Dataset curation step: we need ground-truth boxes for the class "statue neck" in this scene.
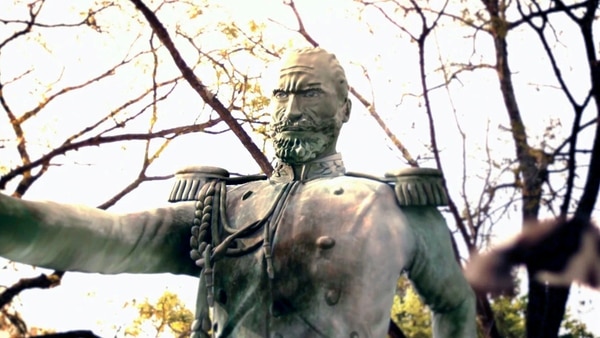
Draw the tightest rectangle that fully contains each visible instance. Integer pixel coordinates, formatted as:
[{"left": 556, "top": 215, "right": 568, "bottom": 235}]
[{"left": 270, "top": 153, "right": 346, "bottom": 183}]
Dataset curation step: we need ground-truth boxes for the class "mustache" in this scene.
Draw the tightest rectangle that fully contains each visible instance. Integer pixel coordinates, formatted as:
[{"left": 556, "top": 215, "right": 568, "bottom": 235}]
[
  {"left": 270, "top": 116, "right": 338, "bottom": 134},
  {"left": 270, "top": 118, "right": 319, "bottom": 133}
]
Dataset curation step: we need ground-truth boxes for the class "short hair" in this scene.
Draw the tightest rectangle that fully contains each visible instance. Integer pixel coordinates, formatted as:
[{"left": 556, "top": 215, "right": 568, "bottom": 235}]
[{"left": 281, "top": 47, "right": 349, "bottom": 101}]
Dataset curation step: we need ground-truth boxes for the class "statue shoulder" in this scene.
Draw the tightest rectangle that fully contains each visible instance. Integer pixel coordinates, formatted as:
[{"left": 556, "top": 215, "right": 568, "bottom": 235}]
[
  {"left": 346, "top": 167, "right": 448, "bottom": 207},
  {"left": 167, "top": 165, "right": 267, "bottom": 202}
]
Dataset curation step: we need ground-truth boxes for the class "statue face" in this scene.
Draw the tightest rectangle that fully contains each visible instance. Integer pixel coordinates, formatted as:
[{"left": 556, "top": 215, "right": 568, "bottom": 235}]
[{"left": 270, "top": 51, "right": 350, "bottom": 165}]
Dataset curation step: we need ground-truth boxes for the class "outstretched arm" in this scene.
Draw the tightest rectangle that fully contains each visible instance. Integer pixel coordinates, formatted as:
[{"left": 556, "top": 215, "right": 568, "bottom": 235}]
[
  {"left": 0, "top": 193, "right": 199, "bottom": 276},
  {"left": 403, "top": 206, "right": 476, "bottom": 338}
]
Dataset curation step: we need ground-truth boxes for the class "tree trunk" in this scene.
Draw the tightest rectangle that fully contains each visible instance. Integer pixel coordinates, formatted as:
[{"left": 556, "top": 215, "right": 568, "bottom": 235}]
[{"left": 482, "top": 0, "right": 564, "bottom": 336}]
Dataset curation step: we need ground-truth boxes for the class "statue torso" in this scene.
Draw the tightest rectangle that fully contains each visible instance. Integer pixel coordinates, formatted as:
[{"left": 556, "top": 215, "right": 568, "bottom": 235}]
[{"left": 210, "top": 175, "right": 412, "bottom": 338}]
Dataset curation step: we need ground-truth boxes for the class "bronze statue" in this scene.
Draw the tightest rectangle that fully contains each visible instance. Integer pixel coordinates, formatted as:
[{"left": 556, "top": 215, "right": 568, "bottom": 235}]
[{"left": 0, "top": 47, "right": 476, "bottom": 337}]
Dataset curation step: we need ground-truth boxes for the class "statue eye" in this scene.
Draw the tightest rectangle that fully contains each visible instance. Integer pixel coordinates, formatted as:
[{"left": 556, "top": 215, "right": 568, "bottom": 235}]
[
  {"left": 273, "top": 90, "right": 289, "bottom": 99},
  {"left": 303, "top": 89, "right": 321, "bottom": 98}
]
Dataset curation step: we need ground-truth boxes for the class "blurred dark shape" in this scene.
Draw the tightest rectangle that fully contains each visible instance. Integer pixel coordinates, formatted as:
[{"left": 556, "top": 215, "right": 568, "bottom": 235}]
[{"left": 466, "top": 217, "right": 600, "bottom": 294}]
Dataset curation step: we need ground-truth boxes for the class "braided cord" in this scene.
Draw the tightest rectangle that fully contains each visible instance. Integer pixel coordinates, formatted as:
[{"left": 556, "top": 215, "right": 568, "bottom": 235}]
[{"left": 188, "top": 179, "right": 296, "bottom": 337}]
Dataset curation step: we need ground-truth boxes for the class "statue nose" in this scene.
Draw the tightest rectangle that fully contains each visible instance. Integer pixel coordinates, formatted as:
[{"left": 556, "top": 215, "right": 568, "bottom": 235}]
[{"left": 283, "top": 94, "right": 302, "bottom": 121}]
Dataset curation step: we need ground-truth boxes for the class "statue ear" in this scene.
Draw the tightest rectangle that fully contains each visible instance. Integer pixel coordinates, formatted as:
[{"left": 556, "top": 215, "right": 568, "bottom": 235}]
[{"left": 342, "top": 99, "right": 352, "bottom": 123}]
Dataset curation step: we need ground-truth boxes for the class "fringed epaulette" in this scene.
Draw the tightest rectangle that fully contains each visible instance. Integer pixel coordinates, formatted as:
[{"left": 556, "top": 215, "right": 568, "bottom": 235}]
[
  {"left": 384, "top": 168, "right": 449, "bottom": 207},
  {"left": 168, "top": 166, "right": 230, "bottom": 202}
]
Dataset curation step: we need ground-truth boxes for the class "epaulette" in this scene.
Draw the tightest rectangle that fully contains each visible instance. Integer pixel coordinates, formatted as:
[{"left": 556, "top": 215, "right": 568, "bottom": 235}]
[
  {"left": 168, "top": 166, "right": 230, "bottom": 202},
  {"left": 168, "top": 166, "right": 267, "bottom": 202},
  {"left": 347, "top": 167, "right": 448, "bottom": 207},
  {"left": 384, "top": 168, "right": 448, "bottom": 207}
]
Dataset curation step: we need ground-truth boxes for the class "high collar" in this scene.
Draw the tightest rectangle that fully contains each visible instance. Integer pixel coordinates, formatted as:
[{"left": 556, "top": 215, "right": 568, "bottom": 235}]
[{"left": 270, "top": 153, "right": 346, "bottom": 183}]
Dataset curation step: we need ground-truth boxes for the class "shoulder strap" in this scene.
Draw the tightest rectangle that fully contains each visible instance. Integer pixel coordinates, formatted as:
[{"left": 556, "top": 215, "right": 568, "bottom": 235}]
[
  {"left": 345, "top": 167, "right": 448, "bottom": 206},
  {"left": 168, "top": 166, "right": 230, "bottom": 202},
  {"left": 385, "top": 168, "right": 448, "bottom": 207}
]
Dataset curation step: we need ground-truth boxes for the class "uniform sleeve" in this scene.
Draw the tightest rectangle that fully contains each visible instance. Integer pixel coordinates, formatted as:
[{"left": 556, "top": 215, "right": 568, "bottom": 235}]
[
  {"left": 0, "top": 193, "right": 200, "bottom": 276},
  {"left": 403, "top": 206, "right": 477, "bottom": 338}
]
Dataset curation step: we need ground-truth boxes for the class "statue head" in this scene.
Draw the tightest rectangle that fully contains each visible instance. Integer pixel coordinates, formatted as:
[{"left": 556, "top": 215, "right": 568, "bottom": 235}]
[{"left": 269, "top": 47, "right": 352, "bottom": 165}]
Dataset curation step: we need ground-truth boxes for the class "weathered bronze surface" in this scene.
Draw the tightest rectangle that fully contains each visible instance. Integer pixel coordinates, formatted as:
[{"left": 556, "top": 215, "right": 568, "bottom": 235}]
[{"left": 0, "top": 47, "right": 476, "bottom": 337}]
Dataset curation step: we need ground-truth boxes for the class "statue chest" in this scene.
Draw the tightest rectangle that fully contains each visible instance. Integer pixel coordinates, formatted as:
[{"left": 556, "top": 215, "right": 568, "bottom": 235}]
[
  {"left": 222, "top": 178, "right": 377, "bottom": 284},
  {"left": 208, "top": 177, "right": 405, "bottom": 337}
]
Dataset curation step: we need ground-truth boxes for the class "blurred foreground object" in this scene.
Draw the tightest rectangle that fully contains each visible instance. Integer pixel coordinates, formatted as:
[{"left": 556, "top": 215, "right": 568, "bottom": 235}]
[{"left": 466, "top": 217, "right": 600, "bottom": 293}]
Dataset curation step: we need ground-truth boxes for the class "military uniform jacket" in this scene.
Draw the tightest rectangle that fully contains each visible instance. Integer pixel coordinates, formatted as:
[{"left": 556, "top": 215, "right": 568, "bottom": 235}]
[{"left": 0, "top": 154, "right": 476, "bottom": 338}]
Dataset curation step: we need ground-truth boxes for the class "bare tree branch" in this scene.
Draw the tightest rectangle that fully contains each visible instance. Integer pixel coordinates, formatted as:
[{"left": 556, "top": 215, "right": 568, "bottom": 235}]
[
  {"left": 0, "top": 120, "right": 221, "bottom": 190},
  {"left": 0, "top": 0, "right": 43, "bottom": 49},
  {"left": 32, "top": 331, "right": 101, "bottom": 338},
  {"left": 282, "top": 0, "right": 419, "bottom": 167},
  {"left": 573, "top": 0, "right": 600, "bottom": 219},
  {"left": 128, "top": 0, "right": 273, "bottom": 175},
  {"left": 0, "top": 271, "right": 64, "bottom": 309}
]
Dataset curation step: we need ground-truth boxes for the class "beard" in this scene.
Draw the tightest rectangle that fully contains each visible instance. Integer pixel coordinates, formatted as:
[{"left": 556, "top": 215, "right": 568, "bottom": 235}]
[
  {"left": 273, "top": 132, "right": 332, "bottom": 164},
  {"left": 271, "top": 117, "right": 340, "bottom": 165}
]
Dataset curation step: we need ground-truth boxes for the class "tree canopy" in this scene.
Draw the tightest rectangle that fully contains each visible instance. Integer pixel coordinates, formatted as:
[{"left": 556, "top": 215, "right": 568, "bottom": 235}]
[{"left": 125, "top": 291, "right": 193, "bottom": 338}]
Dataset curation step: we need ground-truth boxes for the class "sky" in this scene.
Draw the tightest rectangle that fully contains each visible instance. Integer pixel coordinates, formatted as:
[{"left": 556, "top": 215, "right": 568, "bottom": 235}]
[{"left": 1, "top": 0, "right": 599, "bottom": 336}]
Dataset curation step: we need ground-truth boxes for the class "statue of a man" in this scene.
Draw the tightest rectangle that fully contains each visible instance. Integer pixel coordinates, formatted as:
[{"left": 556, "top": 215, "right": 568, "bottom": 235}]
[{"left": 0, "top": 47, "right": 476, "bottom": 337}]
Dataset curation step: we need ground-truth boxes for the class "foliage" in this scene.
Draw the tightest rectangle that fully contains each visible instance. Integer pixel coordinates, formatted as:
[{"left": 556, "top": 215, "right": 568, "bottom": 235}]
[
  {"left": 124, "top": 291, "right": 193, "bottom": 338},
  {"left": 0, "top": 309, "right": 55, "bottom": 337},
  {"left": 491, "top": 294, "right": 597, "bottom": 338},
  {"left": 560, "top": 310, "right": 597, "bottom": 338},
  {"left": 390, "top": 277, "right": 431, "bottom": 338},
  {"left": 391, "top": 276, "right": 596, "bottom": 338},
  {"left": 489, "top": 294, "right": 527, "bottom": 338}
]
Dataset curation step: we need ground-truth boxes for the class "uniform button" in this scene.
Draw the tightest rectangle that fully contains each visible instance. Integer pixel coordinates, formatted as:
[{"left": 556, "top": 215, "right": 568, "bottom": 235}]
[
  {"left": 316, "top": 236, "right": 335, "bottom": 249},
  {"left": 325, "top": 288, "right": 341, "bottom": 305}
]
